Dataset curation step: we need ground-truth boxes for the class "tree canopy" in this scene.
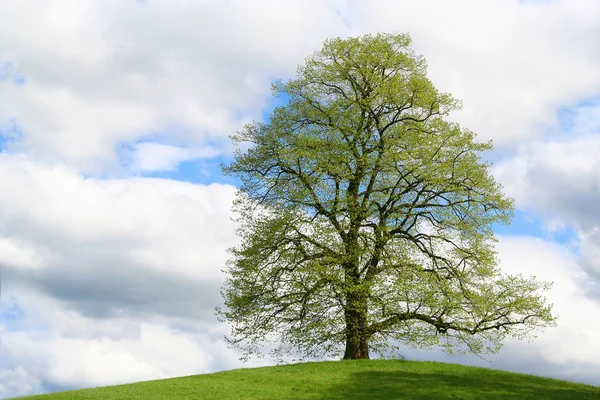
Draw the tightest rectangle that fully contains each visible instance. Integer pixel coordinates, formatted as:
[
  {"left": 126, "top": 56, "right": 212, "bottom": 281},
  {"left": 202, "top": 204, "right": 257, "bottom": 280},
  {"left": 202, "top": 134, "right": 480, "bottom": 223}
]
[{"left": 217, "top": 32, "right": 556, "bottom": 361}]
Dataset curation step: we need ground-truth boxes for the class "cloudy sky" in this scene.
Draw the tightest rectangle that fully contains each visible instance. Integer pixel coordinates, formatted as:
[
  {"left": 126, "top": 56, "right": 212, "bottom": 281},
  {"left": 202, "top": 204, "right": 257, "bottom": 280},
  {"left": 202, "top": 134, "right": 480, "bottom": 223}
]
[{"left": 1, "top": 0, "right": 600, "bottom": 397}]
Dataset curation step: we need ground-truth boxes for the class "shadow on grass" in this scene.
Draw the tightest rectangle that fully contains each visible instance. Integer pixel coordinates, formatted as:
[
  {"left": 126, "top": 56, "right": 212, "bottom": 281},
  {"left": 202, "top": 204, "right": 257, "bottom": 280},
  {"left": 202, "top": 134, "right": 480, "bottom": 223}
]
[{"left": 301, "top": 369, "right": 600, "bottom": 400}]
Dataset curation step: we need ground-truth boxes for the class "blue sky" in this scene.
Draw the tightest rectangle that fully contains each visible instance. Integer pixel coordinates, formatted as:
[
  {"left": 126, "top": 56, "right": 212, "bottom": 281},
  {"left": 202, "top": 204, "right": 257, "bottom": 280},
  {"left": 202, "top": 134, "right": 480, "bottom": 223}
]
[{"left": 0, "top": 0, "right": 600, "bottom": 398}]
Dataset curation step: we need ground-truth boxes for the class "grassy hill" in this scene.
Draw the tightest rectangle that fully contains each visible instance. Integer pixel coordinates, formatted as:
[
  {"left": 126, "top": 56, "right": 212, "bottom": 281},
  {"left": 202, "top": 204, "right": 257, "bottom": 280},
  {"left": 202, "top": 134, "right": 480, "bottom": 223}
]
[{"left": 13, "top": 359, "right": 600, "bottom": 400}]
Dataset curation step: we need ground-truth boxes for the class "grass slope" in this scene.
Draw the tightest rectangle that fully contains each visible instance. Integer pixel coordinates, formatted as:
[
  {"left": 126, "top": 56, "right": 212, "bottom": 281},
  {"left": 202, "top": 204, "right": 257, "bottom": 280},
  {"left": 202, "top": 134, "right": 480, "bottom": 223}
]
[{"left": 14, "top": 360, "right": 600, "bottom": 400}]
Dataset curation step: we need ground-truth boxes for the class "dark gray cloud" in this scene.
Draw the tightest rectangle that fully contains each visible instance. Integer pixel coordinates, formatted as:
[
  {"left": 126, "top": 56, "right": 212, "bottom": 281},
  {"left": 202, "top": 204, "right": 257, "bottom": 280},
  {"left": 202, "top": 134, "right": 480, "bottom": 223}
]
[{"left": 3, "top": 264, "right": 222, "bottom": 322}]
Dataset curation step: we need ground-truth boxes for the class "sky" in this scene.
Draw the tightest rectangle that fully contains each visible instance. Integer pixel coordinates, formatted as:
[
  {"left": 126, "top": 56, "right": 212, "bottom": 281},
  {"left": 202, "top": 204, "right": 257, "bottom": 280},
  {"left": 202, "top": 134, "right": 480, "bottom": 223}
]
[{"left": 0, "top": 0, "right": 600, "bottom": 397}]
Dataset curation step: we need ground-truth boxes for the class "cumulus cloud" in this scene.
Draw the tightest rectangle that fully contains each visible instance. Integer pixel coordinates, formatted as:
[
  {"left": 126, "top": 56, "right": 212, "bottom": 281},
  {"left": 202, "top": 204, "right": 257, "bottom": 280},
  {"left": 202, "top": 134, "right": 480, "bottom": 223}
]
[
  {"left": 0, "top": 288, "right": 270, "bottom": 398},
  {"left": 0, "top": 0, "right": 350, "bottom": 173},
  {"left": 348, "top": 0, "right": 600, "bottom": 146},
  {"left": 0, "top": 154, "right": 238, "bottom": 320},
  {"left": 1, "top": 1, "right": 599, "bottom": 173},
  {"left": 126, "top": 143, "right": 221, "bottom": 173},
  {"left": 493, "top": 99, "right": 600, "bottom": 283}
]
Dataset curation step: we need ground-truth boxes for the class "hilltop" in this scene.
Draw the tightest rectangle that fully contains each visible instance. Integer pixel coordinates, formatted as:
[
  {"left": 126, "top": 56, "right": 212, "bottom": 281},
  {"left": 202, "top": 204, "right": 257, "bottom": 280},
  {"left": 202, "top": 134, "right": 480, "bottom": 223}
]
[{"left": 15, "top": 359, "right": 600, "bottom": 399}]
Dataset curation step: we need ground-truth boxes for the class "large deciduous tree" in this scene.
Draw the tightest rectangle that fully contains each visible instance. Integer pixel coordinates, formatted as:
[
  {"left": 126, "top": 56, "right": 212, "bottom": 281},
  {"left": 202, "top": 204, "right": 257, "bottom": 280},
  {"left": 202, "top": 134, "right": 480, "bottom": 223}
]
[{"left": 217, "top": 33, "right": 555, "bottom": 361}]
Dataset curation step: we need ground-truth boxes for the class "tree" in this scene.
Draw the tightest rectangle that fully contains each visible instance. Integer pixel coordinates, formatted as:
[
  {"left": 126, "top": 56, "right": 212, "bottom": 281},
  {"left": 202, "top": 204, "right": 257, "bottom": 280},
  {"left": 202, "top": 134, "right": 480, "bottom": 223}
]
[{"left": 217, "top": 33, "right": 556, "bottom": 361}]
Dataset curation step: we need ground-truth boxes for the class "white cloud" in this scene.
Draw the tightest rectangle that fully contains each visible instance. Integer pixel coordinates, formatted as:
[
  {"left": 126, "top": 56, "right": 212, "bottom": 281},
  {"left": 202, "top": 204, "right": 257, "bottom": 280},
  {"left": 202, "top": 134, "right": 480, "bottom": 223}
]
[
  {"left": 0, "top": 0, "right": 350, "bottom": 173},
  {"left": 495, "top": 236, "right": 600, "bottom": 368},
  {"left": 0, "top": 367, "right": 39, "bottom": 399},
  {"left": 492, "top": 100, "right": 600, "bottom": 282},
  {"left": 0, "top": 153, "right": 237, "bottom": 283},
  {"left": 0, "top": 238, "right": 44, "bottom": 271},
  {"left": 0, "top": 288, "right": 272, "bottom": 397},
  {"left": 493, "top": 133, "right": 600, "bottom": 216},
  {"left": 0, "top": 154, "right": 240, "bottom": 346},
  {"left": 127, "top": 143, "right": 220, "bottom": 173},
  {"left": 46, "top": 323, "right": 210, "bottom": 388},
  {"left": 349, "top": 0, "right": 600, "bottom": 146},
  {"left": 1, "top": 1, "right": 599, "bottom": 173}
]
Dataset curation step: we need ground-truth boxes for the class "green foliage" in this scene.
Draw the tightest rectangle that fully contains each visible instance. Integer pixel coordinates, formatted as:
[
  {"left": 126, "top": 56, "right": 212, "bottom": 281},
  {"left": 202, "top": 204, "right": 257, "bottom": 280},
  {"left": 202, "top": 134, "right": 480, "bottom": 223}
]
[
  {"left": 218, "top": 32, "right": 555, "bottom": 361},
  {"left": 16, "top": 360, "right": 600, "bottom": 400}
]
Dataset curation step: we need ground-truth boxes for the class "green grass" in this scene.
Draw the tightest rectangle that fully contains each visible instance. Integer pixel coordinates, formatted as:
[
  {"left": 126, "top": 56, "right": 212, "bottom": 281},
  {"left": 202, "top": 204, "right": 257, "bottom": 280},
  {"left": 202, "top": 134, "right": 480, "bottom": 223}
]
[{"left": 13, "top": 359, "right": 600, "bottom": 400}]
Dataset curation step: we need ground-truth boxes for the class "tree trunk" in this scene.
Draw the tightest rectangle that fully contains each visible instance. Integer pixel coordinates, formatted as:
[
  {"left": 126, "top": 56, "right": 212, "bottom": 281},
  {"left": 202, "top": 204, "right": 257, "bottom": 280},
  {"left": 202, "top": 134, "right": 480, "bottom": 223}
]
[
  {"left": 343, "top": 330, "right": 370, "bottom": 359},
  {"left": 343, "top": 293, "right": 370, "bottom": 359},
  {"left": 342, "top": 217, "right": 370, "bottom": 359}
]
